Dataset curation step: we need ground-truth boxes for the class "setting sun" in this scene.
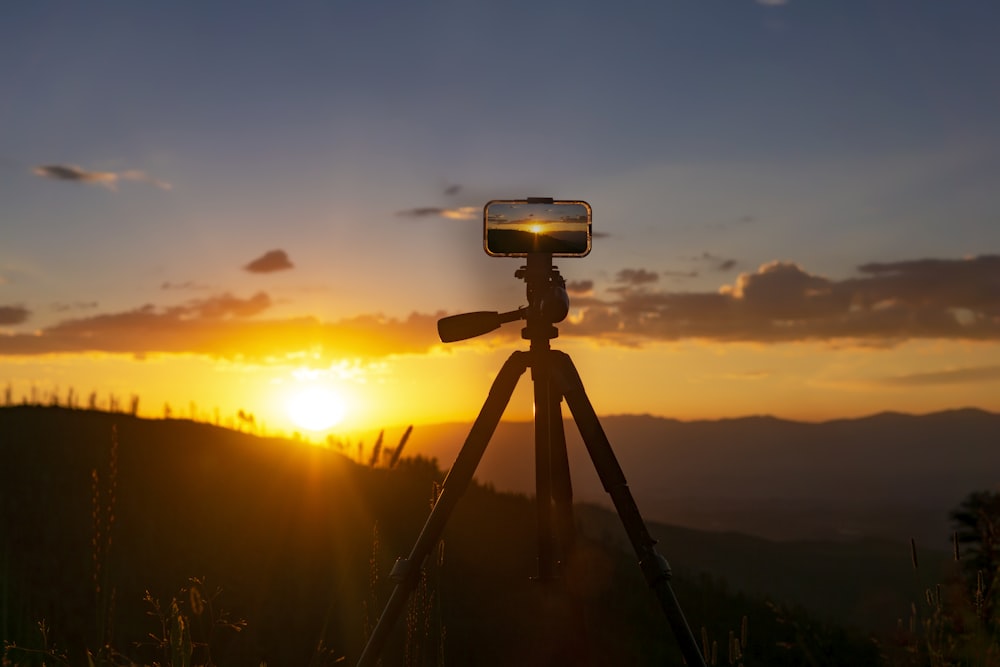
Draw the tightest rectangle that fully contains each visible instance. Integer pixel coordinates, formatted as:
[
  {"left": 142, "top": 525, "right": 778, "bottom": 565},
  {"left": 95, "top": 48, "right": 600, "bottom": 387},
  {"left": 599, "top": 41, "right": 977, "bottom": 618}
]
[
  {"left": 285, "top": 384, "right": 347, "bottom": 432},
  {"left": 530, "top": 224, "right": 543, "bottom": 234}
]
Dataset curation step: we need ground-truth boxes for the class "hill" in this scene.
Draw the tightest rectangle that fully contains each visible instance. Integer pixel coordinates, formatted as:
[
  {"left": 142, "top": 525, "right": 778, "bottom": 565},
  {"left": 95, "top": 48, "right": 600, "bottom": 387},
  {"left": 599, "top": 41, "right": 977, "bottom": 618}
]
[
  {"left": 398, "top": 409, "right": 1000, "bottom": 546},
  {"left": 0, "top": 406, "right": 949, "bottom": 665}
]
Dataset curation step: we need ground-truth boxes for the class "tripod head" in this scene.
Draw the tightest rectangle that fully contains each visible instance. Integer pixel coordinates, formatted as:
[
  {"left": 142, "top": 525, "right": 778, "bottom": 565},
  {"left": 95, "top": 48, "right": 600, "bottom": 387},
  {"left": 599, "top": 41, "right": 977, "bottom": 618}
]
[{"left": 437, "top": 253, "right": 570, "bottom": 344}]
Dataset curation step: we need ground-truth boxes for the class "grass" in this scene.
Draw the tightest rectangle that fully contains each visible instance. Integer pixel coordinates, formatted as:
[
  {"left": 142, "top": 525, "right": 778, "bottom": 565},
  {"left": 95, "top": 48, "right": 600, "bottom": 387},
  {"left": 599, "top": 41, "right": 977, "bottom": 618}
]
[
  {"left": 2, "top": 409, "right": 251, "bottom": 667},
  {"left": 2, "top": 399, "right": 998, "bottom": 665},
  {"left": 91, "top": 425, "right": 117, "bottom": 658},
  {"left": 870, "top": 528, "right": 1000, "bottom": 667}
]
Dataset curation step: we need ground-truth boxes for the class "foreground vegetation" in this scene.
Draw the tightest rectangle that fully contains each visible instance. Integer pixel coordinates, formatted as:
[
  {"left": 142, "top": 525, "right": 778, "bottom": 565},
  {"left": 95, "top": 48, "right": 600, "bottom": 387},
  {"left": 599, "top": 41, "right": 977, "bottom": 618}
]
[{"left": 1, "top": 405, "right": 996, "bottom": 665}]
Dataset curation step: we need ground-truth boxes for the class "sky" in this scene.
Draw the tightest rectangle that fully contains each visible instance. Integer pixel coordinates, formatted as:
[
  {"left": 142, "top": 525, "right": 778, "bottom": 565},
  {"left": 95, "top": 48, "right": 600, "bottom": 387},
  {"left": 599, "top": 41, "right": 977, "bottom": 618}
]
[{"left": 2, "top": 0, "right": 999, "bottom": 437}]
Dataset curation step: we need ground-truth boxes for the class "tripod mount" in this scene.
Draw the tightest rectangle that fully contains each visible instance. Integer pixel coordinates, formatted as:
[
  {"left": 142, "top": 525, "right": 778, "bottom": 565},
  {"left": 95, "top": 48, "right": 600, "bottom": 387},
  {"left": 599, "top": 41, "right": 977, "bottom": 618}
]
[{"left": 356, "top": 253, "right": 706, "bottom": 667}]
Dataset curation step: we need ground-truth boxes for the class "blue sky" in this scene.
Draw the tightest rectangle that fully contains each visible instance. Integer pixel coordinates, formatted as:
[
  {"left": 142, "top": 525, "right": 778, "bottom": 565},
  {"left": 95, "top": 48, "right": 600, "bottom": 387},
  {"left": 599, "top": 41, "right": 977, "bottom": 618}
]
[{"left": 2, "top": 1, "right": 999, "bottom": 431}]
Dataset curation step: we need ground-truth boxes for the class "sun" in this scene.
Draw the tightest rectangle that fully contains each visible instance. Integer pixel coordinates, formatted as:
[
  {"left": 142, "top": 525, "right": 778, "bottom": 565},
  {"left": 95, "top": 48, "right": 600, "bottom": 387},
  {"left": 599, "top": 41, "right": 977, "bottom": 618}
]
[
  {"left": 529, "top": 224, "right": 543, "bottom": 234},
  {"left": 285, "top": 384, "right": 347, "bottom": 432}
]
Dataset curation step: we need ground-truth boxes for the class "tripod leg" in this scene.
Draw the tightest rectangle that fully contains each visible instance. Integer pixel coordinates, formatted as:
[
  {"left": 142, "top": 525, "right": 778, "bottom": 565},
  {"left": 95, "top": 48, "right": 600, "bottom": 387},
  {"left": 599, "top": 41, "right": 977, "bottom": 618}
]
[
  {"left": 355, "top": 351, "right": 530, "bottom": 667},
  {"left": 532, "top": 347, "right": 577, "bottom": 580},
  {"left": 551, "top": 351, "right": 707, "bottom": 667},
  {"left": 531, "top": 350, "right": 556, "bottom": 580},
  {"left": 548, "top": 391, "right": 576, "bottom": 564}
]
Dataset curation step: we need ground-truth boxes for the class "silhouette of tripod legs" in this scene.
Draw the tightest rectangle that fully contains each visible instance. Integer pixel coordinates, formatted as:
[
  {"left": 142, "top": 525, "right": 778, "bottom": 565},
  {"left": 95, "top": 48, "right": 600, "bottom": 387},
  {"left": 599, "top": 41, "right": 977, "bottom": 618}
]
[
  {"left": 550, "top": 350, "right": 705, "bottom": 667},
  {"left": 355, "top": 349, "right": 706, "bottom": 667},
  {"left": 532, "top": 344, "right": 577, "bottom": 581},
  {"left": 356, "top": 351, "right": 530, "bottom": 667}
]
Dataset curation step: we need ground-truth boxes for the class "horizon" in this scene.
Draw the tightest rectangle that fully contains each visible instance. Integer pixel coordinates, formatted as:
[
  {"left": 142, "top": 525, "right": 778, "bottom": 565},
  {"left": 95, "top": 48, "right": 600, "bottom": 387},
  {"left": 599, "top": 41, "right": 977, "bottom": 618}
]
[
  {"left": 2, "top": 400, "right": 996, "bottom": 447},
  {"left": 3, "top": 2, "right": 999, "bottom": 435}
]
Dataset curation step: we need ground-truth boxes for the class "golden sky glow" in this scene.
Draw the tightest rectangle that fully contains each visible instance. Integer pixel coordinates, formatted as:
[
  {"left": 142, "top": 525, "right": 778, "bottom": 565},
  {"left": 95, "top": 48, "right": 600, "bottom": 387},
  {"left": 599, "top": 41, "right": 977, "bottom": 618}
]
[
  {"left": 4, "top": 255, "right": 1000, "bottom": 437},
  {"left": 4, "top": 334, "right": 999, "bottom": 442},
  {"left": 3, "top": 3, "right": 999, "bottom": 439}
]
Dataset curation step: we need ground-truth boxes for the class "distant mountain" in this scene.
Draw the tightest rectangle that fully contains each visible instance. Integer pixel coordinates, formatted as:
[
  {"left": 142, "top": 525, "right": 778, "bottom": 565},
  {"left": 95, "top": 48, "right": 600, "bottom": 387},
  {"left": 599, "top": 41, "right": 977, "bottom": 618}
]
[
  {"left": 398, "top": 409, "right": 1000, "bottom": 546},
  {"left": 575, "top": 503, "right": 949, "bottom": 636}
]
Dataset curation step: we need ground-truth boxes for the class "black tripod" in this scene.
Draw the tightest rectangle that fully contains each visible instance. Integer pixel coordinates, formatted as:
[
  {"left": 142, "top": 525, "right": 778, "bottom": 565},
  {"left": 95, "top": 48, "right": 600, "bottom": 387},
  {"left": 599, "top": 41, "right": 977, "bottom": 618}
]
[{"left": 356, "top": 254, "right": 706, "bottom": 667}]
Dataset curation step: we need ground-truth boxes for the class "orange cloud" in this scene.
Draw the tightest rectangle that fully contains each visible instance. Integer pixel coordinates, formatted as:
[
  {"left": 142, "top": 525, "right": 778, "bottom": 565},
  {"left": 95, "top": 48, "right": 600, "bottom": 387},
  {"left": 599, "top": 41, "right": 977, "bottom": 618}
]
[
  {"left": 4, "top": 255, "right": 998, "bottom": 359},
  {"left": 567, "top": 255, "right": 1000, "bottom": 345},
  {"left": 876, "top": 365, "right": 1000, "bottom": 387},
  {"left": 32, "top": 164, "right": 172, "bottom": 191},
  {"left": 0, "top": 305, "right": 30, "bottom": 325},
  {"left": 396, "top": 206, "right": 478, "bottom": 220},
  {"left": 566, "top": 280, "right": 593, "bottom": 296},
  {"left": 0, "top": 292, "right": 442, "bottom": 361}
]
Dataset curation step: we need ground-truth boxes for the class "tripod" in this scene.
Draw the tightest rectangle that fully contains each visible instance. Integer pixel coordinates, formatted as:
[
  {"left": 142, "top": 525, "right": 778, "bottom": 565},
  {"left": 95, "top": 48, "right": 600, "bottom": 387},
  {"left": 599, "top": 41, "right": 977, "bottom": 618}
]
[{"left": 356, "top": 254, "right": 705, "bottom": 667}]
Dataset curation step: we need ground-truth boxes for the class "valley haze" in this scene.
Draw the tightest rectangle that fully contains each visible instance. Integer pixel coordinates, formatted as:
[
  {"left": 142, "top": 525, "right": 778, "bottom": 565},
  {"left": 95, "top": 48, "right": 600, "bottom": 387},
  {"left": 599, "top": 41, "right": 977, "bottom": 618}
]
[{"left": 395, "top": 408, "right": 1000, "bottom": 548}]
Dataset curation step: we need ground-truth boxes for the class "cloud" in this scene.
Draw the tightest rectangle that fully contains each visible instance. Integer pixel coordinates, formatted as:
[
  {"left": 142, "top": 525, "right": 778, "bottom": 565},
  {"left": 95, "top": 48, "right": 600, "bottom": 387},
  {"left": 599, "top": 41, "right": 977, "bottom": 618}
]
[
  {"left": 396, "top": 206, "right": 479, "bottom": 220},
  {"left": 0, "top": 305, "right": 30, "bottom": 325},
  {"left": 0, "top": 292, "right": 442, "bottom": 361},
  {"left": 615, "top": 268, "right": 659, "bottom": 285},
  {"left": 696, "top": 252, "right": 738, "bottom": 272},
  {"left": 33, "top": 164, "right": 116, "bottom": 187},
  {"left": 756, "top": 0, "right": 788, "bottom": 5},
  {"left": 444, "top": 184, "right": 462, "bottom": 196},
  {"left": 118, "top": 169, "right": 173, "bottom": 190},
  {"left": 244, "top": 250, "right": 294, "bottom": 274},
  {"left": 161, "top": 281, "right": 211, "bottom": 291},
  {"left": 51, "top": 301, "right": 98, "bottom": 313},
  {"left": 32, "top": 164, "right": 172, "bottom": 191},
  {"left": 662, "top": 269, "right": 699, "bottom": 280},
  {"left": 566, "top": 280, "right": 594, "bottom": 295},
  {"left": 564, "top": 255, "right": 1000, "bottom": 345},
  {"left": 876, "top": 365, "right": 1000, "bottom": 387},
  {"left": 4, "top": 255, "right": 997, "bottom": 359},
  {"left": 184, "top": 292, "right": 272, "bottom": 318}
]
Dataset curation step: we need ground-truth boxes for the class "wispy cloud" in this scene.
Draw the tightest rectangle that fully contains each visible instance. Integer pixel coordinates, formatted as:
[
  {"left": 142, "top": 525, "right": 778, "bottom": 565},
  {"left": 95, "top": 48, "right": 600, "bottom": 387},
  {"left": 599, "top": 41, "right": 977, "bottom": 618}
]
[
  {"left": 567, "top": 255, "right": 1000, "bottom": 345},
  {"left": 0, "top": 305, "right": 30, "bottom": 325},
  {"left": 696, "top": 252, "right": 739, "bottom": 272},
  {"left": 51, "top": 301, "right": 98, "bottom": 313},
  {"left": 396, "top": 206, "right": 478, "bottom": 220},
  {"left": 161, "top": 281, "right": 211, "bottom": 291},
  {"left": 244, "top": 250, "right": 294, "bottom": 274},
  {"left": 876, "top": 365, "right": 1000, "bottom": 387},
  {"left": 615, "top": 268, "right": 659, "bottom": 285},
  {"left": 662, "top": 269, "right": 699, "bottom": 280},
  {"left": 756, "top": 0, "right": 788, "bottom": 6},
  {"left": 32, "top": 164, "right": 173, "bottom": 191}
]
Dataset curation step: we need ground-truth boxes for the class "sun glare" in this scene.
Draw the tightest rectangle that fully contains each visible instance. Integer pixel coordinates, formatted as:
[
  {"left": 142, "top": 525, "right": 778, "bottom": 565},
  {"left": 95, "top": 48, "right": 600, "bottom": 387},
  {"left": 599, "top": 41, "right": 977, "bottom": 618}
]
[
  {"left": 530, "top": 224, "right": 543, "bottom": 234},
  {"left": 285, "top": 385, "right": 347, "bottom": 432}
]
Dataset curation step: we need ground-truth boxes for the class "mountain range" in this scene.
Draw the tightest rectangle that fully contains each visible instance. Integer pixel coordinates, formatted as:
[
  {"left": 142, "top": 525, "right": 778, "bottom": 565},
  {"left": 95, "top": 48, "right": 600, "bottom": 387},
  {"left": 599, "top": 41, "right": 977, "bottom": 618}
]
[{"left": 394, "top": 409, "right": 1000, "bottom": 547}]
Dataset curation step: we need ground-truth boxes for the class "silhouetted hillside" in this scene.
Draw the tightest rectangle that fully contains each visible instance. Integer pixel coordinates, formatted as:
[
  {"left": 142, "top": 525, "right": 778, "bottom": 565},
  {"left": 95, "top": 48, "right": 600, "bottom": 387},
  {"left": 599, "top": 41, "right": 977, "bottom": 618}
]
[
  {"left": 1, "top": 406, "right": 905, "bottom": 665},
  {"left": 400, "top": 409, "right": 1000, "bottom": 546}
]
